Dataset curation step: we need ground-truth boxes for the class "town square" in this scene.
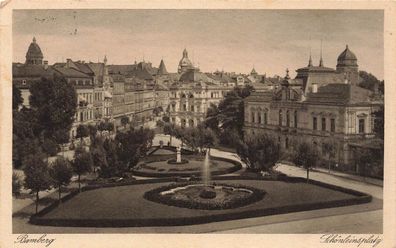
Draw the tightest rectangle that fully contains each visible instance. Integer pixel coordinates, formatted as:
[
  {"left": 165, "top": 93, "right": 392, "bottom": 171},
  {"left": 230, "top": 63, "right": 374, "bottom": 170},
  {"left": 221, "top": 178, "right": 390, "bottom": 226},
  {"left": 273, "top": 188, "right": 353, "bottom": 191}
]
[{"left": 9, "top": 9, "right": 384, "bottom": 236}]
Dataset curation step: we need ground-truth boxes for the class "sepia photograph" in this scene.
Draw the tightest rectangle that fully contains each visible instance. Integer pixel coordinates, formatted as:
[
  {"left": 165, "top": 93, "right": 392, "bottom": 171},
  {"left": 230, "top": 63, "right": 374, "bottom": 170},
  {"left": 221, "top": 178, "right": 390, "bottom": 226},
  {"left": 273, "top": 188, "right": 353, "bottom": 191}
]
[{"left": 1, "top": 2, "right": 395, "bottom": 248}]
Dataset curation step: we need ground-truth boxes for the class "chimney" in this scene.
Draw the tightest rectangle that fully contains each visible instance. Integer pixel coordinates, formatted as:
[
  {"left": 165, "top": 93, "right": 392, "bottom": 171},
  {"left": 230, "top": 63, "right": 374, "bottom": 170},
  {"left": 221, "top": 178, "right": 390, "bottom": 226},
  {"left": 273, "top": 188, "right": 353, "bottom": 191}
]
[
  {"left": 43, "top": 60, "right": 48, "bottom": 70},
  {"left": 66, "top": 59, "right": 72, "bottom": 68},
  {"left": 312, "top": 83, "right": 318, "bottom": 93}
]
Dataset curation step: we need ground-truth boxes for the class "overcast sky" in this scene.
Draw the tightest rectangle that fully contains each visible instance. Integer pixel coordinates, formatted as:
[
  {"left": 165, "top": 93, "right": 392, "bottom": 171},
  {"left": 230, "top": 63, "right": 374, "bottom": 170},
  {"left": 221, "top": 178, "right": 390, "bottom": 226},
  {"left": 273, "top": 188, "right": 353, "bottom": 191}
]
[{"left": 13, "top": 9, "right": 383, "bottom": 79}]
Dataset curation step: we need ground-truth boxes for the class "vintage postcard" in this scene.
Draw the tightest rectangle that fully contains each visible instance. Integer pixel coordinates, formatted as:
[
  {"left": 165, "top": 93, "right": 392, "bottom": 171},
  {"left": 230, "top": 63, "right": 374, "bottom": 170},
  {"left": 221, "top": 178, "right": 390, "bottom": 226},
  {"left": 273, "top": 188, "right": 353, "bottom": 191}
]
[{"left": 0, "top": 1, "right": 395, "bottom": 248}]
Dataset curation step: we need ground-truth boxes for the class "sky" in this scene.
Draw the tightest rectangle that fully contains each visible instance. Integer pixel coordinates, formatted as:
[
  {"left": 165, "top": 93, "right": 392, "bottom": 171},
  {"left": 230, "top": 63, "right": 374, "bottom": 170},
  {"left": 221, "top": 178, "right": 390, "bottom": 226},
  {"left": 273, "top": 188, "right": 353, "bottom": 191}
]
[{"left": 13, "top": 9, "right": 384, "bottom": 79}]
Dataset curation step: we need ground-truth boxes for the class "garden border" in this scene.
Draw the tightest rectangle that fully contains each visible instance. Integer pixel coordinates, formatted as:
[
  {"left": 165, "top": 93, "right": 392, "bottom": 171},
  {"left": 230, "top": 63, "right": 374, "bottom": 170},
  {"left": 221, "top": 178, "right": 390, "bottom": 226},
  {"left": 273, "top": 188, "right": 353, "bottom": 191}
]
[
  {"left": 131, "top": 155, "right": 242, "bottom": 178},
  {"left": 29, "top": 176, "right": 372, "bottom": 227}
]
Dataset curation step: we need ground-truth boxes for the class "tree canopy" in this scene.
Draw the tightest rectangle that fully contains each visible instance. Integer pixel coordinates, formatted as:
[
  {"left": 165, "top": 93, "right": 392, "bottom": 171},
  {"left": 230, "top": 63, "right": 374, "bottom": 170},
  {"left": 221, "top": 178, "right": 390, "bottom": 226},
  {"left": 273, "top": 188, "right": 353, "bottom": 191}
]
[
  {"left": 236, "top": 133, "right": 280, "bottom": 172},
  {"left": 29, "top": 75, "right": 77, "bottom": 143},
  {"left": 204, "top": 85, "right": 254, "bottom": 142},
  {"left": 13, "top": 84, "right": 23, "bottom": 110}
]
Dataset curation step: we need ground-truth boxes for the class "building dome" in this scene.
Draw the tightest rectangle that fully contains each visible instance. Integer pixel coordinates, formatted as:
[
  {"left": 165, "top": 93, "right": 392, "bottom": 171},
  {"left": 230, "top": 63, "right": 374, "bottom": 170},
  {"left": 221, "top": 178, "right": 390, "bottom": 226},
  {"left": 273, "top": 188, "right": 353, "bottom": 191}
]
[
  {"left": 337, "top": 45, "right": 357, "bottom": 62},
  {"left": 178, "top": 48, "right": 193, "bottom": 73},
  {"left": 25, "top": 37, "right": 44, "bottom": 65}
]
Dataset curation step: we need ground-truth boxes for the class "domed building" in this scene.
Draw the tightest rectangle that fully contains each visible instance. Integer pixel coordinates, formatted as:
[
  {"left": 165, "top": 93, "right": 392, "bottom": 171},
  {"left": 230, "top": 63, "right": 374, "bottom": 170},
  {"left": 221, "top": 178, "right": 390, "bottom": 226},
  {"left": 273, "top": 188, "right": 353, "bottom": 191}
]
[
  {"left": 178, "top": 48, "right": 194, "bottom": 73},
  {"left": 244, "top": 45, "right": 383, "bottom": 174},
  {"left": 25, "top": 37, "right": 44, "bottom": 65},
  {"left": 336, "top": 45, "right": 359, "bottom": 85}
]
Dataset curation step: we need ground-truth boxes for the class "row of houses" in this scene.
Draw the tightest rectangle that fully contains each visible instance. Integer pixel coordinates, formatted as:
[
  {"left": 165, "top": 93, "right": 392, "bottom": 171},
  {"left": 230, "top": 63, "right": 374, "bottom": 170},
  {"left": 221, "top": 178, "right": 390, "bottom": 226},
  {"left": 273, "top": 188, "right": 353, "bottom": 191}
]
[{"left": 13, "top": 37, "right": 269, "bottom": 138}]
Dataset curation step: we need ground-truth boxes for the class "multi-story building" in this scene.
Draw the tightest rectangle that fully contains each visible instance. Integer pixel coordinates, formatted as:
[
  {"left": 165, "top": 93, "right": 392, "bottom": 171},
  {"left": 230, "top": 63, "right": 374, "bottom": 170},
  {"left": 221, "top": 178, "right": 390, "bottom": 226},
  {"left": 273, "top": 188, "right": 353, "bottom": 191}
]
[
  {"left": 169, "top": 65, "right": 235, "bottom": 127},
  {"left": 244, "top": 46, "right": 383, "bottom": 170}
]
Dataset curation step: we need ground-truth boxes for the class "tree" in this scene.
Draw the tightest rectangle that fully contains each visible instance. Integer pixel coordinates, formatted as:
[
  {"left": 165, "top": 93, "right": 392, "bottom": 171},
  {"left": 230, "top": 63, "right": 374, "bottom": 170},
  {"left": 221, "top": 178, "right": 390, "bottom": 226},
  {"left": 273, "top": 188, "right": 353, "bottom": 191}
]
[
  {"left": 76, "top": 124, "right": 89, "bottom": 144},
  {"left": 236, "top": 134, "right": 280, "bottom": 172},
  {"left": 23, "top": 153, "right": 52, "bottom": 214},
  {"left": 90, "top": 135, "right": 108, "bottom": 174},
  {"left": 322, "top": 141, "right": 336, "bottom": 173},
  {"left": 114, "top": 128, "right": 155, "bottom": 170},
  {"left": 72, "top": 146, "right": 93, "bottom": 191},
  {"left": 29, "top": 75, "right": 77, "bottom": 143},
  {"left": 293, "top": 142, "right": 319, "bottom": 182},
  {"left": 163, "top": 123, "right": 176, "bottom": 146},
  {"left": 12, "top": 172, "right": 23, "bottom": 197},
  {"left": 200, "top": 127, "right": 218, "bottom": 152},
  {"left": 41, "top": 138, "right": 59, "bottom": 157},
  {"left": 87, "top": 125, "right": 98, "bottom": 141},
  {"left": 358, "top": 71, "right": 382, "bottom": 92},
  {"left": 13, "top": 84, "right": 23, "bottom": 110},
  {"left": 49, "top": 157, "right": 73, "bottom": 202},
  {"left": 204, "top": 103, "right": 220, "bottom": 132},
  {"left": 205, "top": 85, "right": 254, "bottom": 139},
  {"left": 121, "top": 116, "right": 129, "bottom": 129},
  {"left": 373, "top": 106, "right": 384, "bottom": 139}
]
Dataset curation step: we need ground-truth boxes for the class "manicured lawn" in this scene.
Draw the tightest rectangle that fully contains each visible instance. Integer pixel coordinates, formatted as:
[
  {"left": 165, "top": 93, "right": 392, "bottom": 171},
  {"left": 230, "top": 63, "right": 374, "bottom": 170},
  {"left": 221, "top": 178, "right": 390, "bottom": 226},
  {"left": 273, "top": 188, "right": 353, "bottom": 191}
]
[{"left": 38, "top": 180, "right": 357, "bottom": 221}]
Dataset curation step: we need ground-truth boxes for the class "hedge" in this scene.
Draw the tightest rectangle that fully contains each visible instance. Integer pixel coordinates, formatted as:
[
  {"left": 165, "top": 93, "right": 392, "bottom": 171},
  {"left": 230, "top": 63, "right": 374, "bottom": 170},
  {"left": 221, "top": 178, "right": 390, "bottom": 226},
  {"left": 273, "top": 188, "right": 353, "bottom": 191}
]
[
  {"left": 29, "top": 176, "right": 372, "bottom": 227},
  {"left": 143, "top": 182, "right": 266, "bottom": 210}
]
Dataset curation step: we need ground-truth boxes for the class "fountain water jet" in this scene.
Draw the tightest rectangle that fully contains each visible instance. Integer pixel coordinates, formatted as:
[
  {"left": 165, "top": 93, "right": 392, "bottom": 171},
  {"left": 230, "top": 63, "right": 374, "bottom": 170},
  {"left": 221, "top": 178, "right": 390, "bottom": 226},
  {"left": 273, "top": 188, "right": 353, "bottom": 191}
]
[{"left": 202, "top": 150, "right": 211, "bottom": 186}]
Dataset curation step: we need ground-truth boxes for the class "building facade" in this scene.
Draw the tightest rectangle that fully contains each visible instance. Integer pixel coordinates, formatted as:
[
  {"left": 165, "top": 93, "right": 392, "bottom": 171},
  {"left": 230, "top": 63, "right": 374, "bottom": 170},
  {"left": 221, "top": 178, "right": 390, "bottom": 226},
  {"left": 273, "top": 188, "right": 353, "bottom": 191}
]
[{"left": 244, "top": 46, "right": 383, "bottom": 169}]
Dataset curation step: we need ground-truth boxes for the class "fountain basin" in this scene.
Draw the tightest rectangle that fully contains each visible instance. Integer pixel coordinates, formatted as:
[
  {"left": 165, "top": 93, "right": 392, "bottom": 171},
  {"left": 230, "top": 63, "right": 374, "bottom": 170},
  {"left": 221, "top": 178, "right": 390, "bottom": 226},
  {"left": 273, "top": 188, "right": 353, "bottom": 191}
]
[{"left": 145, "top": 182, "right": 266, "bottom": 210}]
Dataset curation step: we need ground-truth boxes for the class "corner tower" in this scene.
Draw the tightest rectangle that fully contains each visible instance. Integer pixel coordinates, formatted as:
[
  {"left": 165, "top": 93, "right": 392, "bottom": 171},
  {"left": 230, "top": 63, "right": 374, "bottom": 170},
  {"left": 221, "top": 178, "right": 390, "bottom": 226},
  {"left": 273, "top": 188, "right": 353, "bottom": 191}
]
[{"left": 336, "top": 45, "right": 359, "bottom": 85}]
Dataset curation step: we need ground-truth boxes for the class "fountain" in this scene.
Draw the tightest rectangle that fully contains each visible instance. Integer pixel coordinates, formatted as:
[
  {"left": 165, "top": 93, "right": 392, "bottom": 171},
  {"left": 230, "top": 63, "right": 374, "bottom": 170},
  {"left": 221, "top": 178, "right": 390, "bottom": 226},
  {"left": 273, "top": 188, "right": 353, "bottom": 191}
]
[
  {"left": 143, "top": 146, "right": 265, "bottom": 210},
  {"left": 176, "top": 146, "right": 181, "bottom": 163},
  {"left": 202, "top": 149, "right": 210, "bottom": 186}
]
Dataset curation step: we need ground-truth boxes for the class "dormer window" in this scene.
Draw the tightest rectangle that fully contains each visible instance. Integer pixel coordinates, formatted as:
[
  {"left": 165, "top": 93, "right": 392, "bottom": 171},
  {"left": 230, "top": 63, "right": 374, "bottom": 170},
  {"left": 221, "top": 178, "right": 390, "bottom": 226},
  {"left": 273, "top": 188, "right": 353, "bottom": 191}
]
[{"left": 22, "top": 80, "right": 26, "bottom": 85}]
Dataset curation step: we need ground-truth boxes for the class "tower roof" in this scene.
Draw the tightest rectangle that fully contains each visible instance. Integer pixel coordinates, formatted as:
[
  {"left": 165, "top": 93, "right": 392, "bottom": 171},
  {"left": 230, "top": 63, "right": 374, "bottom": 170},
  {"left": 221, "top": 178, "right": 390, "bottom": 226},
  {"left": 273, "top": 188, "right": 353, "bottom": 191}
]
[
  {"left": 250, "top": 67, "right": 257, "bottom": 75},
  {"left": 158, "top": 59, "right": 168, "bottom": 75},
  {"left": 26, "top": 37, "right": 43, "bottom": 60},
  {"left": 337, "top": 45, "right": 357, "bottom": 61}
]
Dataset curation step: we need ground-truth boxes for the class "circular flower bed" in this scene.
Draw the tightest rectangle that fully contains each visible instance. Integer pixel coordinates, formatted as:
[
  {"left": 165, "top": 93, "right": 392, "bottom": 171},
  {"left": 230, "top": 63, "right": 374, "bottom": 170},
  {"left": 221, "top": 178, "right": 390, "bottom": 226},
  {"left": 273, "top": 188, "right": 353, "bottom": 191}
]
[
  {"left": 167, "top": 158, "right": 189, "bottom": 165},
  {"left": 144, "top": 182, "right": 266, "bottom": 210}
]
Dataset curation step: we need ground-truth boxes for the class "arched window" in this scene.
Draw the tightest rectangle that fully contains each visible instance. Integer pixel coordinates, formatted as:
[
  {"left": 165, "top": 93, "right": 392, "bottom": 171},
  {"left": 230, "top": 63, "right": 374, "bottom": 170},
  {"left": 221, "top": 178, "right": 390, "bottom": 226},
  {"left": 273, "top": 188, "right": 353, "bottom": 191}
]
[
  {"left": 286, "top": 110, "right": 290, "bottom": 127},
  {"left": 279, "top": 110, "right": 283, "bottom": 126},
  {"left": 264, "top": 112, "right": 268, "bottom": 125},
  {"left": 251, "top": 111, "right": 255, "bottom": 123},
  {"left": 294, "top": 111, "right": 298, "bottom": 128}
]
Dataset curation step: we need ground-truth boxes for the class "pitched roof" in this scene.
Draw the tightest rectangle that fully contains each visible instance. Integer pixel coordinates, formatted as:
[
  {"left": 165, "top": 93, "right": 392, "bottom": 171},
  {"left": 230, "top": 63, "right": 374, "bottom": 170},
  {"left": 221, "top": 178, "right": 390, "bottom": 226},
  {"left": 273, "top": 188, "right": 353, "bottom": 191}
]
[
  {"left": 53, "top": 67, "right": 91, "bottom": 78},
  {"left": 108, "top": 64, "right": 138, "bottom": 75},
  {"left": 305, "top": 84, "right": 374, "bottom": 105},
  {"left": 157, "top": 59, "right": 168, "bottom": 75},
  {"left": 13, "top": 63, "right": 53, "bottom": 77}
]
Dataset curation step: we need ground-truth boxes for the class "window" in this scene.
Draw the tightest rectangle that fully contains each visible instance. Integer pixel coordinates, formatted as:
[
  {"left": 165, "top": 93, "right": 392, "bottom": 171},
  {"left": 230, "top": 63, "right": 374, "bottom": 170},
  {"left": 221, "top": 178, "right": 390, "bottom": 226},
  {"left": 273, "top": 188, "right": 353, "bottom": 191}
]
[
  {"left": 321, "top": 117, "right": 326, "bottom": 131},
  {"left": 251, "top": 112, "right": 255, "bottom": 123},
  {"left": 264, "top": 112, "right": 268, "bottom": 125},
  {"left": 286, "top": 110, "right": 290, "bottom": 127},
  {"left": 285, "top": 137, "right": 289, "bottom": 149},
  {"left": 279, "top": 110, "right": 283, "bottom": 126},
  {"left": 258, "top": 114, "right": 262, "bottom": 124},
  {"left": 183, "top": 104, "right": 187, "bottom": 111},
  {"left": 191, "top": 105, "right": 194, "bottom": 112},
  {"left": 359, "top": 119, "right": 365, "bottom": 134},
  {"left": 294, "top": 111, "right": 298, "bottom": 128},
  {"left": 313, "top": 117, "right": 317, "bottom": 130},
  {"left": 171, "top": 117, "right": 176, "bottom": 123},
  {"left": 172, "top": 104, "right": 176, "bottom": 111},
  {"left": 80, "top": 112, "right": 84, "bottom": 122},
  {"left": 22, "top": 80, "right": 26, "bottom": 85},
  {"left": 331, "top": 118, "right": 335, "bottom": 132}
]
